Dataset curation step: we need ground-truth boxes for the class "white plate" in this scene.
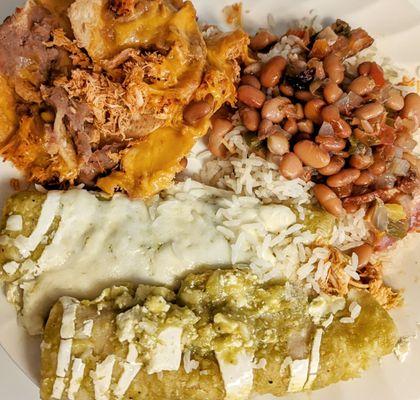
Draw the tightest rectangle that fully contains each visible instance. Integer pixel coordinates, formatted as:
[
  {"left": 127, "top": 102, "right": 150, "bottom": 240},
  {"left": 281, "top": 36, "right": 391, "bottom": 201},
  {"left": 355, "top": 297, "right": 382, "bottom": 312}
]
[{"left": 1, "top": 0, "right": 420, "bottom": 398}]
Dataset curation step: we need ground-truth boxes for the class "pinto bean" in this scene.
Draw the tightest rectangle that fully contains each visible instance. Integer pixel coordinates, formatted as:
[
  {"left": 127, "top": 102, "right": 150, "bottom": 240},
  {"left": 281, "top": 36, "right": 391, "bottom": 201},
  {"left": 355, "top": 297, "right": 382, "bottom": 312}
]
[
  {"left": 323, "top": 54, "right": 345, "bottom": 84},
  {"left": 313, "top": 183, "right": 345, "bottom": 217},
  {"left": 250, "top": 30, "right": 278, "bottom": 51},
  {"left": 323, "top": 82, "right": 344, "bottom": 104},
  {"left": 348, "top": 76, "right": 375, "bottom": 96},
  {"left": 208, "top": 118, "right": 233, "bottom": 158},
  {"left": 321, "top": 104, "right": 340, "bottom": 122},
  {"left": 400, "top": 93, "right": 420, "bottom": 124},
  {"left": 258, "top": 119, "right": 273, "bottom": 139},
  {"left": 261, "top": 97, "right": 291, "bottom": 123},
  {"left": 237, "top": 85, "right": 266, "bottom": 108},
  {"left": 240, "top": 107, "right": 261, "bottom": 131},
  {"left": 184, "top": 100, "right": 212, "bottom": 125},
  {"left": 295, "top": 103, "right": 305, "bottom": 120},
  {"left": 358, "top": 61, "right": 372, "bottom": 76},
  {"left": 304, "top": 98, "right": 326, "bottom": 124},
  {"left": 297, "top": 119, "right": 314, "bottom": 134},
  {"left": 354, "top": 101, "right": 384, "bottom": 120},
  {"left": 260, "top": 56, "right": 287, "bottom": 88},
  {"left": 349, "top": 153, "right": 374, "bottom": 169},
  {"left": 240, "top": 74, "right": 261, "bottom": 89},
  {"left": 385, "top": 89, "right": 404, "bottom": 111},
  {"left": 315, "top": 135, "right": 346, "bottom": 152},
  {"left": 294, "top": 140, "right": 330, "bottom": 168},
  {"left": 279, "top": 83, "right": 294, "bottom": 97},
  {"left": 267, "top": 132, "right": 289, "bottom": 156},
  {"left": 283, "top": 118, "right": 298, "bottom": 134},
  {"left": 331, "top": 118, "right": 352, "bottom": 138},
  {"left": 368, "top": 159, "right": 386, "bottom": 175},
  {"left": 279, "top": 152, "right": 304, "bottom": 179},
  {"left": 326, "top": 168, "right": 361, "bottom": 188},
  {"left": 332, "top": 183, "right": 353, "bottom": 198},
  {"left": 317, "top": 156, "right": 345, "bottom": 176},
  {"left": 354, "top": 170, "right": 375, "bottom": 186},
  {"left": 295, "top": 90, "right": 314, "bottom": 102},
  {"left": 351, "top": 244, "right": 373, "bottom": 267}
]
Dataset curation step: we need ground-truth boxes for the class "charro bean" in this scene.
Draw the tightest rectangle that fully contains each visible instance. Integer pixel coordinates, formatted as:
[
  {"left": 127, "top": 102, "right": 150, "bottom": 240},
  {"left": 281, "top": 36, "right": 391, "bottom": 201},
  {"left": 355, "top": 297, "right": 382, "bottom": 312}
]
[
  {"left": 250, "top": 30, "right": 278, "bottom": 51},
  {"left": 237, "top": 85, "right": 266, "bottom": 108},
  {"left": 349, "top": 153, "right": 374, "bottom": 169},
  {"left": 355, "top": 101, "right": 384, "bottom": 120},
  {"left": 261, "top": 97, "right": 291, "bottom": 123},
  {"left": 368, "top": 159, "right": 386, "bottom": 175},
  {"left": 183, "top": 100, "right": 212, "bottom": 125},
  {"left": 351, "top": 243, "right": 373, "bottom": 267},
  {"left": 295, "top": 103, "right": 305, "bottom": 120},
  {"left": 260, "top": 56, "right": 287, "bottom": 88},
  {"left": 318, "top": 156, "right": 345, "bottom": 176},
  {"left": 354, "top": 170, "right": 374, "bottom": 186},
  {"left": 208, "top": 118, "right": 233, "bottom": 158},
  {"left": 297, "top": 119, "right": 314, "bottom": 134},
  {"left": 240, "top": 74, "right": 261, "bottom": 89},
  {"left": 326, "top": 168, "right": 361, "bottom": 188},
  {"left": 343, "top": 201, "right": 359, "bottom": 213},
  {"left": 258, "top": 118, "right": 273, "bottom": 139},
  {"left": 283, "top": 118, "right": 298, "bottom": 134},
  {"left": 331, "top": 118, "right": 352, "bottom": 138},
  {"left": 315, "top": 135, "right": 346, "bottom": 152},
  {"left": 295, "top": 90, "right": 314, "bottom": 102},
  {"left": 385, "top": 89, "right": 404, "bottom": 111},
  {"left": 323, "top": 54, "right": 345, "bottom": 84},
  {"left": 332, "top": 183, "right": 353, "bottom": 198},
  {"left": 279, "top": 83, "right": 294, "bottom": 97},
  {"left": 279, "top": 152, "right": 304, "bottom": 179},
  {"left": 304, "top": 98, "right": 326, "bottom": 124},
  {"left": 348, "top": 75, "right": 375, "bottom": 96},
  {"left": 294, "top": 140, "right": 330, "bottom": 168},
  {"left": 400, "top": 93, "right": 420, "bottom": 124},
  {"left": 267, "top": 132, "right": 289, "bottom": 156},
  {"left": 323, "top": 82, "right": 343, "bottom": 104},
  {"left": 321, "top": 104, "right": 340, "bottom": 122},
  {"left": 240, "top": 107, "right": 260, "bottom": 131},
  {"left": 313, "top": 183, "right": 345, "bottom": 217},
  {"left": 357, "top": 61, "right": 372, "bottom": 76}
]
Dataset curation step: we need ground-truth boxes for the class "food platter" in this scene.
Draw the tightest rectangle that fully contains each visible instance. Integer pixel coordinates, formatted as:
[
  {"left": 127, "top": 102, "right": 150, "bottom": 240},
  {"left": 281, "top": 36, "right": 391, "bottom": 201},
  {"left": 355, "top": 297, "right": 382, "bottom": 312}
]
[{"left": 0, "top": 0, "right": 420, "bottom": 399}]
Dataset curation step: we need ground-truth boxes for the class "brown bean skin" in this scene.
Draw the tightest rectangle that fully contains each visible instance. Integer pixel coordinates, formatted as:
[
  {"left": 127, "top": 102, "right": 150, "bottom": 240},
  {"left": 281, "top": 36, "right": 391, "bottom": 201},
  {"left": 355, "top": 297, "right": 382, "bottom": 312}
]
[
  {"left": 304, "top": 98, "right": 326, "bottom": 124},
  {"left": 208, "top": 118, "right": 233, "bottom": 158},
  {"left": 261, "top": 97, "right": 291, "bottom": 123},
  {"left": 326, "top": 168, "right": 361, "bottom": 188},
  {"left": 331, "top": 118, "right": 352, "bottom": 138},
  {"left": 358, "top": 62, "right": 372, "bottom": 76},
  {"left": 297, "top": 119, "right": 314, "bottom": 134},
  {"left": 295, "top": 103, "right": 305, "bottom": 120},
  {"left": 313, "top": 183, "right": 345, "bottom": 217},
  {"left": 279, "top": 83, "right": 294, "bottom": 97},
  {"left": 279, "top": 152, "right": 304, "bottom": 179},
  {"left": 184, "top": 100, "right": 212, "bottom": 125},
  {"left": 355, "top": 102, "right": 385, "bottom": 120},
  {"left": 258, "top": 118, "right": 273, "bottom": 139},
  {"left": 294, "top": 140, "right": 330, "bottom": 168},
  {"left": 351, "top": 243, "right": 373, "bottom": 267},
  {"left": 349, "top": 153, "right": 374, "bottom": 169},
  {"left": 354, "top": 170, "right": 375, "bottom": 186},
  {"left": 385, "top": 89, "right": 404, "bottom": 111},
  {"left": 332, "top": 183, "right": 353, "bottom": 199},
  {"left": 250, "top": 30, "right": 278, "bottom": 51},
  {"left": 400, "top": 93, "right": 420, "bottom": 123},
  {"left": 237, "top": 85, "right": 266, "bottom": 108},
  {"left": 240, "top": 74, "right": 261, "bottom": 89},
  {"left": 323, "top": 54, "right": 345, "bottom": 84},
  {"left": 295, "top": 90, "right": 314, "bottom": 102},
  {"left": 267, "top": 132, "right": 289, "bottom": 156},
  {"left": 315, "top": 135, "right": 346, "bottom": 152},
  {"left": 260, "top": 56, "right": 287, "bottom": 88},
  {"left": 283, "top": 118, "right": 298, "bottom": 134},
  {"left": 348, "top": 76, "right": 375, "bottom": 96},
  {"left": 240, "top": 107, "right": 260, "bottom": 131},
  {"left": 323, "top": 82, "right": 343, "bottom": 104},
  {"left": 368, "top": 159, "right": 386, "bottom": 175},
  {"left": 318, "top": 156, "right": 345, "bottom": 176}
]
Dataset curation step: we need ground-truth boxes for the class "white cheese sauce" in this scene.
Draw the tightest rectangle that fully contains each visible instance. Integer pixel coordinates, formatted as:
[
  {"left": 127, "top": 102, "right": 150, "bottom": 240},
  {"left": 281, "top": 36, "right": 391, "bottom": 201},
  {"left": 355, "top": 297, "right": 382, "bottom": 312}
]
[
  {"left": 9, "top": 181, "right": 298, "bottom": 335},
  {"left": 91, "top": 355, "right": 116, "bottom": 400},
  {"left": 68, "top": 358, "right": 85, "bottom": 400},
  {"left": 5, "top": 214, "right": 23, "bottom": 232}
]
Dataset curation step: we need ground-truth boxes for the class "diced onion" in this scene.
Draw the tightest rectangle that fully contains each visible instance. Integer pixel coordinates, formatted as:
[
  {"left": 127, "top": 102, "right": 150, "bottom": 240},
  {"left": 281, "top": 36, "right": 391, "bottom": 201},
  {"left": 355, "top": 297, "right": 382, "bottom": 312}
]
[{"left": 389, "top": 158, "right": 410, "bottom": 176}]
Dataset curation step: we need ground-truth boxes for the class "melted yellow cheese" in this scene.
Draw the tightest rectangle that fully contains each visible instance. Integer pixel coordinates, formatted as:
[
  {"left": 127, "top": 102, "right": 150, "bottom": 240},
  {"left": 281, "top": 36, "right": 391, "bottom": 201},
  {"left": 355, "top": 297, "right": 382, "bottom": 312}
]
[{"left": 0, "top": 74, "right": 17, "bottom": 144}]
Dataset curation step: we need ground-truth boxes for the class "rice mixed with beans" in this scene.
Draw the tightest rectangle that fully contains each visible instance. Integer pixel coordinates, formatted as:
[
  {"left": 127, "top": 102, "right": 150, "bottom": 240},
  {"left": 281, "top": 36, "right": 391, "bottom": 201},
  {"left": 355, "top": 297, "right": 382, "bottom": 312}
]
[{"left": 191, "top": 18, "right": 420, "bottom": 307}]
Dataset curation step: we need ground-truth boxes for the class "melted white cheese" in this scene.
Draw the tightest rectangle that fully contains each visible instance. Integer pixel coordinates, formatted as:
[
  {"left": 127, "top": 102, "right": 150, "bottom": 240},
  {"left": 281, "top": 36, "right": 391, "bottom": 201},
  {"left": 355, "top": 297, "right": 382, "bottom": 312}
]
[
  {"left": 216, "top": 349, "right": 254, "bottom": 400},
  {"left": 60, "top": 297, "right": 79, "bottom": 339},
  {"left": 91, "top": 355, "right": 115, "bottom": 400},
  {"left": 6, "top": 214, "right": 23, "bottom": 231},
  {"left": 305, "top": 329, "right": 323, "bottom": 389},
  {"left": 147, "top": 326, "right": 183, "bottom": 374},
  {"left": 288, "top": 359, "right": 309, "bottom": 393},
  {"left": 51, "top": 377, "right": 66, "bottom": 400},
  {"left": 14, "top": 191, "right": 61, "bottom": 258},
  {"left": 81, "top": 319, "right": 94, "bottom": 338},
  {"left": 114, "top": 362, "right": 141, "bottom": 398},
  {"left": 56, "top": 339, "right": 73, "bottom": 378},
  {"left": 126, "top": 343, "right": 138, "bottom": 363},
  {"left": 68, "top": 358, "right": 85, "bottom": 400}
]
